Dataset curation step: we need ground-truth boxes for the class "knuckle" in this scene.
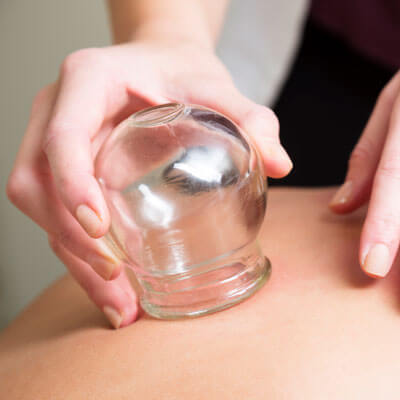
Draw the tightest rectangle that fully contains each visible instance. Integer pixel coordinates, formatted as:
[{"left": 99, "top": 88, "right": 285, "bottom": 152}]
[
  {"left": 60, "top": 48, "right": 103, "bottom": 75},
  {"left": 48, "top": 235, "right": 61, "bottom": 254},
  {"left": 369, "top": 212, "right": 400, "bottom": 241},
  {"left": 42, "top": 120, "right": 71, "bottom": 154},
  {"left": 6, "top": 168, "right": 32, "bottom": 206},
  {"left": 349, "top": 142, "right": 373, "bottom": 170},
  {"left": 55, "top": 230, "right": 73, "bottom": 248}
]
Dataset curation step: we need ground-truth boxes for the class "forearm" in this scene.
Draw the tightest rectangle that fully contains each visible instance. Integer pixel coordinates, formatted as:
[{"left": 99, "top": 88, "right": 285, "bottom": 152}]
[{"left": 106, "top": 0, "right": 230, "bottom": 48}]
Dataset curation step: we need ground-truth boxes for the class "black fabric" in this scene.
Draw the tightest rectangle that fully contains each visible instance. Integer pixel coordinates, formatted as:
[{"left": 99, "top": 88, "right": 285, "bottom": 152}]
[{"left": 271, "top": 19, "right": 395, "bottom": 187}]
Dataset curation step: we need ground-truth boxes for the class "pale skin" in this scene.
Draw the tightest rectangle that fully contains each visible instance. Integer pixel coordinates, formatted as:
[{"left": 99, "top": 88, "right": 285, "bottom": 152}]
[
  {"left": 5, "top": 0, "right": 400, "bottom": 328},
  {"left": 330, "top": 71, "right": 400, "bottom": 279},
  {"left": 2, "top": 188, "right": 400, "bottom": 399}
]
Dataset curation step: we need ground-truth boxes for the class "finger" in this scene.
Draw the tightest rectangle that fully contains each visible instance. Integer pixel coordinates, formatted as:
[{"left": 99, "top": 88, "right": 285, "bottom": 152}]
[
  {"left": 330, "top": 72, "right": 400, "bottom": 213},
  {"left": 42, "top": 50, "right": 112, "bottom": 239},
  {"left": 7, "top": 85, "right": 123, "bottom": 281},
  {"left": 15, "top": 166, "right": 124, "bottom": 280},
  {"left": 183, "top": 82, "right": 293, "bottom": 178},
  {"left": 359, "top": 93, "right": 400, "bottom": 278},
  {"left": 49, "top": 236, "right": 138, "bottom": 328}
]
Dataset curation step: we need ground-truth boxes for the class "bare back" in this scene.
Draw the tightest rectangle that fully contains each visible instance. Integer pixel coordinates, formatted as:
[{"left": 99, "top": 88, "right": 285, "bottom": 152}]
[{"left": 1, "top": 188, "right": 400, "bottom": 399}]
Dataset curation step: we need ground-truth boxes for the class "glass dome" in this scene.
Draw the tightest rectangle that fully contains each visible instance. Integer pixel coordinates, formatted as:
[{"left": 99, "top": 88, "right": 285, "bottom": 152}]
[{"left": 95, "top": 103, "right": 270, "bottom": 319}]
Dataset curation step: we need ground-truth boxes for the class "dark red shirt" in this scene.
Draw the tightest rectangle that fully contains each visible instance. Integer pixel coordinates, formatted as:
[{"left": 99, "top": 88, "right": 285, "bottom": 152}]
[{"left": 311, "top": 0, "right": 400, "bottom": 69}]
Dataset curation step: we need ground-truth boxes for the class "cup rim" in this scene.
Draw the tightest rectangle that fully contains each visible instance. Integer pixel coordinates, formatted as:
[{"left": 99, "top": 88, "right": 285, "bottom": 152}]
[{"left": 129, "top": 103, "right": 185, "bottom": 127}]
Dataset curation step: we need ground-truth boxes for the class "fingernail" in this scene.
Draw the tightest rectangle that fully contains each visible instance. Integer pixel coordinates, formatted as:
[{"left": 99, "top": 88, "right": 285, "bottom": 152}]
[
  {"left": 88, "top": 254, "right": 119, "bottom": 280},
  {"left": 103, "top": 306, "right": 123, "bottom": 329},
  {"left": 265, "top": 144, "right": 293, "bottom": 171},
  {"left": 88, "top": 238, "right": 122, "bottom": 280},
  {"left": 362, "top": 243, "right": 391, "bottom": 278},
  {"left": 96, "top": 238, "right": 121, "bottom": 264},
  {"left": 76, "top": 204, "right": 102, "bottom": 237},
  {"left": 330, "top": 181, "right": 353, "bottom": 207}
]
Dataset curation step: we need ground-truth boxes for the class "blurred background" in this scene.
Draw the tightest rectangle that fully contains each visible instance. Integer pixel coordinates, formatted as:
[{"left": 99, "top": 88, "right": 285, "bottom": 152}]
[{"left": 0, "top": 0, "right": 307, "bottom": 329}]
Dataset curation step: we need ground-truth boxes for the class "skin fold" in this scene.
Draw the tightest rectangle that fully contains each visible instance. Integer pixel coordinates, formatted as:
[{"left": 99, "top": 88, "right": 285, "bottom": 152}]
[{"left": 1, "top": 187, "right": 400, "bottom": 399}]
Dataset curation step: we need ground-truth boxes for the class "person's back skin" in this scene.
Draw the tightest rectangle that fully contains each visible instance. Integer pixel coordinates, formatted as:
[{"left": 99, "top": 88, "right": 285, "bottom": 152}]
[{"left": 1, "top": 188, "right": 399, "bottom": 399}]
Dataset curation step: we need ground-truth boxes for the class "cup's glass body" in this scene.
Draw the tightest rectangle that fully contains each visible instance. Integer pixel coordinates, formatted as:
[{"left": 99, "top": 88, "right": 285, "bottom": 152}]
[{"left": 95, "top": 103, "right": 270, "bottom": 319}]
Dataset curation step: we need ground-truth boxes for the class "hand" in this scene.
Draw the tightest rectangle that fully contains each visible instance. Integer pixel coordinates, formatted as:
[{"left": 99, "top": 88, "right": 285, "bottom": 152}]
[
  {"left": 330, "top": 70, "right": 400, "bottom": 278},
  {"left": 7, "top": 40, "right": 292, "bottom": 328}
]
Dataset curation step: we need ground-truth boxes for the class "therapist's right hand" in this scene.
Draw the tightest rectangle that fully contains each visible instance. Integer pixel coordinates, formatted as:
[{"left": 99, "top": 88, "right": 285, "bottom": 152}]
[{"left": 7, "top": 39, "right": 292, "bottom": 329}]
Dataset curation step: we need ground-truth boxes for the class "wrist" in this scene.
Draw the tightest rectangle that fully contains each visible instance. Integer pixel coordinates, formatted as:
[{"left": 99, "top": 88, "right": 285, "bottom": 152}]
[{"left": 130, "top": 19, "right": 214, "bottom": 51}]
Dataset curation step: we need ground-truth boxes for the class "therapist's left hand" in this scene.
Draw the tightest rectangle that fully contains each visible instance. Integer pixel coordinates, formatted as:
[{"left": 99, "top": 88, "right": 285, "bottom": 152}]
[
  {"left": 330, "top": 71, "right": 400, "bottom": 278},
  {"left": 330, "top": 70, "right": 400, "bottom": 278}
]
